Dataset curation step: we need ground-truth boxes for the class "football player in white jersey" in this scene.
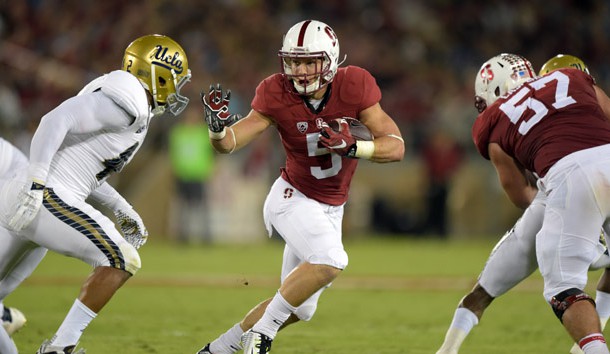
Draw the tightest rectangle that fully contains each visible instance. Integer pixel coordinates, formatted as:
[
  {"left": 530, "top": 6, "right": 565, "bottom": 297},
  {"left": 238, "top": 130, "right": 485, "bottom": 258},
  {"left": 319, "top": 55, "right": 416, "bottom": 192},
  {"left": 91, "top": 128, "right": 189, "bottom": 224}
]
[
  {"left": 436, "top": 55, "right": 610, "bottom": 354},
  {"left": 0, "top": 137, "right": 41, "bottom": 354},
  {"left": 0, "top": 34, "right": 191, "bottom": 354}
]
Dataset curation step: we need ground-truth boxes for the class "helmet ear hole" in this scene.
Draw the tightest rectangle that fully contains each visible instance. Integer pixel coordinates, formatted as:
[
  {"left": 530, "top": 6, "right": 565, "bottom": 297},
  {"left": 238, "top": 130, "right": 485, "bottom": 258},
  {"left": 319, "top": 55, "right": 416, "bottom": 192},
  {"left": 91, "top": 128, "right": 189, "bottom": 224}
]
[
  {"left": 158, "top": 76, "right": 167, "bottom": 87},
  {"left": 494, "top": 87, "right": 500, "bottom": 98}
]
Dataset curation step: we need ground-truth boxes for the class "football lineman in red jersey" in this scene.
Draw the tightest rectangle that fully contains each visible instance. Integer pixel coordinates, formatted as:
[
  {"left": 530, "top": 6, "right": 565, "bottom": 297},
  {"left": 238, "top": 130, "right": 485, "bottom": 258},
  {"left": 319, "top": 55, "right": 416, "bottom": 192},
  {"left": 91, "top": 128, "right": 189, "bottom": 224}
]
[
  {"left": 470, "top": 53, "right": 610, "bottom": 353},
  {"left": 437, "top": 54, "right": 610, "bottom": 354},
  {"left": 197, "top": 20, "right": 404, "bottom": 354}
]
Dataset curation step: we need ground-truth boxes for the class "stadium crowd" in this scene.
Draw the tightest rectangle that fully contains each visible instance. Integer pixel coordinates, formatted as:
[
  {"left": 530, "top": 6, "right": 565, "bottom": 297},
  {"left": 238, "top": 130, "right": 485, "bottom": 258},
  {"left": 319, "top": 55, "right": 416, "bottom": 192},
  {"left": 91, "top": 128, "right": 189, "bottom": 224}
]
[{"left": 1, "top": 0, "right": 609, "bottom": 237}]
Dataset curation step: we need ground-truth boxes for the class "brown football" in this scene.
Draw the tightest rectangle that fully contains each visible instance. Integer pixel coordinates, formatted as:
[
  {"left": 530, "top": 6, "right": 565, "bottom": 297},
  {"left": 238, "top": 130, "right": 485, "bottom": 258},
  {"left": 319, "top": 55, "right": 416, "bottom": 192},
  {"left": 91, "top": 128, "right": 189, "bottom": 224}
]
[{"left": 328, "top": 117, "right": 373, "bottom": 141}]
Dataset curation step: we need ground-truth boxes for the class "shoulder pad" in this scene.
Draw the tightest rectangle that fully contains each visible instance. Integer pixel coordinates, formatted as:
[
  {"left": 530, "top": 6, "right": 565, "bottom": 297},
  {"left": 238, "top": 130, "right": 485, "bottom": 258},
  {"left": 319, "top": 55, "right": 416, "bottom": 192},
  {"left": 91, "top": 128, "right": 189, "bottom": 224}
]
[
  {"left": 80, "top": 71, "right": 149, "bottom": 121},
  {"left": 337, "top": 66, "right": 369, "bottom": 105},
  {"left": 253, "top": 74, "right": 299, "bottom": 113}
]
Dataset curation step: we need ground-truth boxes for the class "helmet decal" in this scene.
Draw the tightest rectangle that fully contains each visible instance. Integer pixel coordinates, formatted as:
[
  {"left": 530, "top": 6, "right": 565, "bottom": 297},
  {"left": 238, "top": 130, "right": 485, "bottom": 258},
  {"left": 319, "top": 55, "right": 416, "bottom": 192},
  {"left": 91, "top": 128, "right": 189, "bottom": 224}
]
[
  {"left": 297, "top": 20, "right": 312, "bottom": 46},
  {"left": 480, "top": 64, "right": 494, "bottom": 83},
  {"left": 150, "top": 45, "right": 185, "bottom": 75},
  {"left": 324, "top": 26, "right": 338, "bottom": 48}
]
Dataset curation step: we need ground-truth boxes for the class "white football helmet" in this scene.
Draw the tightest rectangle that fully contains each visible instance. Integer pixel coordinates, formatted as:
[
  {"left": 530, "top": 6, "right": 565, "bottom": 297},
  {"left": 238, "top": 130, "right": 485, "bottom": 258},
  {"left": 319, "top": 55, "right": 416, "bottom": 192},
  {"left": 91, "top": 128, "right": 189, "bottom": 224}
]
[
  {"left": 474, "top": 53, "right": 535, "bottom": 113},
  {"left": 278, "top": 20, "right": 346, "bottom": 95}
]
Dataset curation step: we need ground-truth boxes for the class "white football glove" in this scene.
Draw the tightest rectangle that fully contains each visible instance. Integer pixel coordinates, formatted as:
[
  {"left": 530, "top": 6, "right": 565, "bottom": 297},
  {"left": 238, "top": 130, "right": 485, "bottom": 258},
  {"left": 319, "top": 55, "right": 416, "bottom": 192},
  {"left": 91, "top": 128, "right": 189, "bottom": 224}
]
[
  {"left": 114, "top": 207, "right": 148, "bottom": 249},
  {"left": 8, "top": 181, "right": 45, "bottom": 231}
]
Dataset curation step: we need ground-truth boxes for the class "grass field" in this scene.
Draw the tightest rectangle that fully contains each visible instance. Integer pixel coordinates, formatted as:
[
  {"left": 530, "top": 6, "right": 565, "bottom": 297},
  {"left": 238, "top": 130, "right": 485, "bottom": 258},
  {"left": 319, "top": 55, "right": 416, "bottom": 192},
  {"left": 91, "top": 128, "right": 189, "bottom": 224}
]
[{"left": 6, "top": 236, "right": 603, "bottom": 353}]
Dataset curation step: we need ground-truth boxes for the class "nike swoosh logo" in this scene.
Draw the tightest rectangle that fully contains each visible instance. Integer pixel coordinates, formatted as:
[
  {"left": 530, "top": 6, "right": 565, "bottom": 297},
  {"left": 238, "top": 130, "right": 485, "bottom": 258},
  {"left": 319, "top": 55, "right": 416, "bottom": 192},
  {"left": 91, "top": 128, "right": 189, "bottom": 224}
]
[{"left": 329, "top": 140, "right": 346, "bottom": 149}]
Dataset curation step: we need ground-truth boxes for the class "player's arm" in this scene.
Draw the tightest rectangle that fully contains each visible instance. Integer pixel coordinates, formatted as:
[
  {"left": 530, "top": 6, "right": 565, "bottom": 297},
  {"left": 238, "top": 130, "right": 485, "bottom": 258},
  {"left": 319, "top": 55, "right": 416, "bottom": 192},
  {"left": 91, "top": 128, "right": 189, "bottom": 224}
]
[
  {"left": 358, "top": 102, "right": 405, "bottom": 163},
  {"left": 210, "top": 109, "right": 272, "bottom": 154},
  {"left": 201, "top": 84, "right": 272, "bottom": 154},
  {"left": 9, "top": 93, "right": 131, "bottom": 231},
  {"left": 90, "top": 182, "right": 148, "bottom": 249},
  {"left": 488, "top": 143, "right": 537, "bottom": 209},
  {"left": 30, "top": 93, "right": 132, "bottom": 181}
]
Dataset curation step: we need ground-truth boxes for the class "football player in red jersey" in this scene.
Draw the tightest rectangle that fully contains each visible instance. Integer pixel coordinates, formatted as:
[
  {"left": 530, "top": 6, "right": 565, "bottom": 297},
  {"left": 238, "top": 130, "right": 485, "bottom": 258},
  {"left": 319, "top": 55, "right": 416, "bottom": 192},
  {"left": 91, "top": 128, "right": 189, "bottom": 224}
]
[
  {"left": 469, "top": 53, "right": 610, "bottom": 353},
  {"left": 197, "top": 19, "right": 404, "bottom": 354},
  {"left": 437, "top": 54, "right": 610, "bottom": 354}
]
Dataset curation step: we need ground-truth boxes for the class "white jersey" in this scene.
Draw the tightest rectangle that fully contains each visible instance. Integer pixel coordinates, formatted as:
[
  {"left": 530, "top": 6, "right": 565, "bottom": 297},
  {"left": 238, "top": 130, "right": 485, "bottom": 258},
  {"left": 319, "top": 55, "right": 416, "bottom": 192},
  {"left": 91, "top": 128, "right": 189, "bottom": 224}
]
[{"left": 29, "top": 70, "right": 151, "bottom": 200}]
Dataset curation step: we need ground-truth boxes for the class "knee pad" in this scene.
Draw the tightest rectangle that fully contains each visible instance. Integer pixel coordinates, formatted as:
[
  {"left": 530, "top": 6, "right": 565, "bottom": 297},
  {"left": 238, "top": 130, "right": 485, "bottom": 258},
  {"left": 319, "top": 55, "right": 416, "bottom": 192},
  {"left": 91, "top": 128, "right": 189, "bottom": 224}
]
[
  {"left": 550, "top": 288, "right": 595, "bottom": 322},
  {"left": 295, "top": 303, "right": 318, "bottom": 321},
  {"left": 309, "top": 247, "right": 348, "bottom": 270}
]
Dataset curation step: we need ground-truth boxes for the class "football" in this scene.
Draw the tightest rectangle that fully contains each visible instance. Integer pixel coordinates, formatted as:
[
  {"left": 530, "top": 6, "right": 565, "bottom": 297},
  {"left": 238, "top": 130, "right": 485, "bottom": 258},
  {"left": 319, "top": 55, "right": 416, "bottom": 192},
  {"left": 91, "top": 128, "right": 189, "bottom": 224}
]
[{"left": 328, "top": 117, "right": 373, "bottom": 141}]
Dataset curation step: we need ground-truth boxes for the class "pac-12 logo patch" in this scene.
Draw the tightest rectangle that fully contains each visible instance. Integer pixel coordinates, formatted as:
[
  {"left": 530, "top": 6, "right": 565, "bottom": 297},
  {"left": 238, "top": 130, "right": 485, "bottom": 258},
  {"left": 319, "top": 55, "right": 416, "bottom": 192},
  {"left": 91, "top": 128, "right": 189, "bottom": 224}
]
[{"left": 296, "top": 121, "right": 308, "bottom": 134}]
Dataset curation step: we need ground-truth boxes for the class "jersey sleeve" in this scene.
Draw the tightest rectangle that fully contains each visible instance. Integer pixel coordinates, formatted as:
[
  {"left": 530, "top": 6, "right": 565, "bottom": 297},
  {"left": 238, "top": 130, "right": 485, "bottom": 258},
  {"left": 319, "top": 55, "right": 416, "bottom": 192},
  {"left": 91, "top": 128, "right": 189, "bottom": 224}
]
[
  {"left": 29, "top": 93, "right": 133, "bottom": 181},
  {"left": 359, "top": 67, "right": 382, "bottom": 109},
  {"left": 80, "top": 70, "right": 150, "bottom": 126},
  {"left": 251, "top": 74, "right": 287, "bottom": 118},
  {"left": 251, "top": 79, "right": 270, "bottom": 115},
  {"left": 338, "top": 66, "right": 382, "bottom": 111}
]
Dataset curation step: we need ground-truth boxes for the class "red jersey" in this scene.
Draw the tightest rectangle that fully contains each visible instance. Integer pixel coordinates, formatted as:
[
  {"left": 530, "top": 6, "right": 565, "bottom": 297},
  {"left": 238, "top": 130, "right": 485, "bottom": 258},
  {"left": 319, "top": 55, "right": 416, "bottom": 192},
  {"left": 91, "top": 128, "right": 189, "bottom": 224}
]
[
  {"left": 472, "top": 68, "right": 610, "bottom": 177},
  {"left": 251, "top": 65, "right": 381, "bottom": 205}
]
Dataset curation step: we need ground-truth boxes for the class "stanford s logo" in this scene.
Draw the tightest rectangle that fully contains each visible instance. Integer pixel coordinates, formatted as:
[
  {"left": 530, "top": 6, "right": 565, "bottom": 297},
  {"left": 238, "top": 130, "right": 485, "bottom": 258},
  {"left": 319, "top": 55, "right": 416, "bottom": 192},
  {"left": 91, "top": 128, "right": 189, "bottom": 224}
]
[
  {"left": 150, "top": 45, "right": 184, "bottom": 74},
  {"left": 324, "top": 26, "right": 338, "bottom": 48},
  {"left": 480, "top": 64, "right": 494, "bottom": 84},
  {"left": 296, "top": 122, "right": 308, "bottom": 134},
  {"left": 284, "top": 188, "right": 294, "bottom": 199}
]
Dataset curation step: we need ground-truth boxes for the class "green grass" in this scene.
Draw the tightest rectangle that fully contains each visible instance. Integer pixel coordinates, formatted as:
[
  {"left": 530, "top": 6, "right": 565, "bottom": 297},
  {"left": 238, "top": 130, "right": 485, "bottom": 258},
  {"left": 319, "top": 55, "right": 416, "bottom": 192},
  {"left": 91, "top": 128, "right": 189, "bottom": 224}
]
[{"left": 6, "top": 237, "right": 604, "bottom": 353}]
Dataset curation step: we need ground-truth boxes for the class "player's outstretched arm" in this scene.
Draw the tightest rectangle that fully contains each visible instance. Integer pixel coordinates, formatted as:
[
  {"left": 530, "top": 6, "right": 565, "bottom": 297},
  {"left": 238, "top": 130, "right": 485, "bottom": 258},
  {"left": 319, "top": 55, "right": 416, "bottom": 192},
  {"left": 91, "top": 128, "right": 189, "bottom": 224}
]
[{"left": 201, "top": 84, "right": 271, "bottom": 154}]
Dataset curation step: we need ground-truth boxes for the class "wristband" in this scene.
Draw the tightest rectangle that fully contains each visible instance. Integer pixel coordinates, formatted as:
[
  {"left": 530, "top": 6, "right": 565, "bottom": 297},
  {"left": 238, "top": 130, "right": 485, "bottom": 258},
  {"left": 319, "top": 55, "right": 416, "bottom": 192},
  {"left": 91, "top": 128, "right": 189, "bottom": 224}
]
[
  {"left": 28, "top": 162, "right": 49, "bottom": 185},
  {"left": 228, "top": 127, "right": 237, "bottom": 154},
  {"left": 355, "top": 140, "right": 375, "bottom": 159},
  {"left": 208, "top": 128, "right": 227, "bottom": 140}
]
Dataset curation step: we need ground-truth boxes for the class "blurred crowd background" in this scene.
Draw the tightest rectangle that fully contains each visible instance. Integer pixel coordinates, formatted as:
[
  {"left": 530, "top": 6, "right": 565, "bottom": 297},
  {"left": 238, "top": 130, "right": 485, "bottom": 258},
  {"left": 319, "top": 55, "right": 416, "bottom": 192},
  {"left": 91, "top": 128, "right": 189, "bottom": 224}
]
[{"left": 1, "top": 0, "right": 609, "bottom": 243}]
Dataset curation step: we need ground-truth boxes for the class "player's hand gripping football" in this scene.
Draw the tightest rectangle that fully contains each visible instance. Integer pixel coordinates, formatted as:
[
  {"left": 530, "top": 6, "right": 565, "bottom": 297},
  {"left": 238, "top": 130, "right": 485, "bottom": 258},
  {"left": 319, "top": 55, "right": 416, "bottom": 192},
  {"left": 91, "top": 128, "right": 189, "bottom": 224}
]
[
  {"left": 201, "top": 84, "right": 242, "bottom": 137},
  {"left": 114, "top": 207, "right": 148, "bottom": 249},
  {"left": 319, "top": 118, "right": 358, "bottom": 157},
  {"left": 8, "top": 179, "right": 45, "bottom": 231}
]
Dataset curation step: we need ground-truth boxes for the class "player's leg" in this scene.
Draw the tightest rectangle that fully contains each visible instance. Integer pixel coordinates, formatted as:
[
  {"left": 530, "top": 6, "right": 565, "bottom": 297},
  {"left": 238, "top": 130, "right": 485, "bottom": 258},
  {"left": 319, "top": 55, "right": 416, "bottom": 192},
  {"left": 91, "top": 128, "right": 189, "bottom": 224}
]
[
  {"left": 0, "top": 227, "right": 46, "bottom": 354},
  {"left": 199, "top": 241, "right": 323, "bottom": 353},
  {"left": 25, "top": 187, "right": 139, "bottom": 353},
  {"left": 436, "top": 192, "right": 543, "bottom": 354},
  {"left": 570, "top": 268, "right": 610, "bottom": 354},
  {"left": 571, "top": 226, "right": 610, "bottom": 354},
  {"left": 0, "top": 326, "right": 17, "bottom": 354},
  {"left": 540, "top": 154, "right": 610, "bottom": 353},
  {"left": 241, "top": 177, "right": 346, "bottom": 353}
]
